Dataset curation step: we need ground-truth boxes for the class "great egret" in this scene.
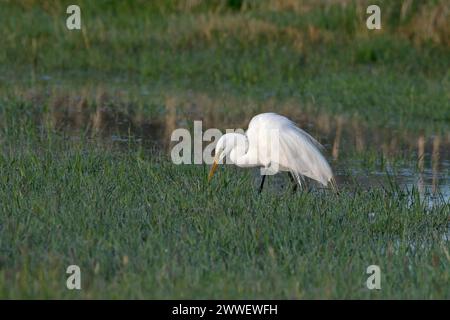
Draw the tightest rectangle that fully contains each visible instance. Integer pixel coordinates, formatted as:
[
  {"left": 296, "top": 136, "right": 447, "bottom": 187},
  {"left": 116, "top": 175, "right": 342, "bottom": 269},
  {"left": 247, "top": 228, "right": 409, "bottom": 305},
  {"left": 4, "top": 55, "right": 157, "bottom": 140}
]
[{"left": 208, "top": 112, "right": 336, "bottom": 192}]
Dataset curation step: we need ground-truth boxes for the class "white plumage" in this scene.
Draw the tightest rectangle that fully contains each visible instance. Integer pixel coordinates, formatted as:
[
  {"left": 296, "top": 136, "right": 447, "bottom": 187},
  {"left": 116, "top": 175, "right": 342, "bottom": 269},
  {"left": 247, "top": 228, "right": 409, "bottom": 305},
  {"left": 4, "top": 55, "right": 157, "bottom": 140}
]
[{"left": 209, "top": 112, "right": 336, "bottom": 191}]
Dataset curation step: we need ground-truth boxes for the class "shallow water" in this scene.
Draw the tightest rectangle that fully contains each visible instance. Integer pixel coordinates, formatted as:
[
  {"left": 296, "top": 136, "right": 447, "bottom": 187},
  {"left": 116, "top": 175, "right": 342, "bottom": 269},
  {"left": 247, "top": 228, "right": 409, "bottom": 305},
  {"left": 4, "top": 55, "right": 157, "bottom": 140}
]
[{"left": 33, "top": 101, "right": 450, "bottom": 204}]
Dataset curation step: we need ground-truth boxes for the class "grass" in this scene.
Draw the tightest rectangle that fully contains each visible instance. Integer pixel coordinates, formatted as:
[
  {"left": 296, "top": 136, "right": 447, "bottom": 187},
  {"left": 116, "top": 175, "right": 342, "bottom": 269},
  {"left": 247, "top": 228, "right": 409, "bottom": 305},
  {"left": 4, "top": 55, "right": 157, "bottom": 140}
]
[
  {"left": 0, "top": 133, "right": 448, "bottom": 299},
  {"left": 0, "top": 0, "right": 449, "bottom": 298},
  {"left": 1, "top": 0, "right": 449, "bottom": 131}
]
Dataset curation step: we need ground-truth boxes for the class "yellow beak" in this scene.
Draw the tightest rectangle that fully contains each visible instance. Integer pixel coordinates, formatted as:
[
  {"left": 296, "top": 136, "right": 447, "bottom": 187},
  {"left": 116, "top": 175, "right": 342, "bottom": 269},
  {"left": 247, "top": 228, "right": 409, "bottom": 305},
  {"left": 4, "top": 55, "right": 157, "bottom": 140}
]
[{"left": 208, "top": 159, "right": 219, "bottom": 182}]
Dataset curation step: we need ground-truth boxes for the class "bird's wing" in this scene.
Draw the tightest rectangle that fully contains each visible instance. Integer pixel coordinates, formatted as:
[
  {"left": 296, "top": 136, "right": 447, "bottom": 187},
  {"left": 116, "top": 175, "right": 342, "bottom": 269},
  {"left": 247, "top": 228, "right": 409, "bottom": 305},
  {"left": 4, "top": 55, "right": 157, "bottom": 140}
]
[
  {"left": 277, "top": 123, "right": 333, "bottom": 186},
  {"left": 247, "top": 113, "right": 334, "bottom": 186},
  {"left": 248, "top": 112, "right": 324, "bottom": 148}
]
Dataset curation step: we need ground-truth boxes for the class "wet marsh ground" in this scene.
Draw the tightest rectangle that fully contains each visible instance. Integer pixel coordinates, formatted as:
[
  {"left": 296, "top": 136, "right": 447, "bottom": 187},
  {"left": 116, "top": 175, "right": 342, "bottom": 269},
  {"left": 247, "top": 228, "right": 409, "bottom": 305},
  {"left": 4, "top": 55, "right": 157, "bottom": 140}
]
[{"left": 0, "top": 1, "right": 449, "bottom": 298}]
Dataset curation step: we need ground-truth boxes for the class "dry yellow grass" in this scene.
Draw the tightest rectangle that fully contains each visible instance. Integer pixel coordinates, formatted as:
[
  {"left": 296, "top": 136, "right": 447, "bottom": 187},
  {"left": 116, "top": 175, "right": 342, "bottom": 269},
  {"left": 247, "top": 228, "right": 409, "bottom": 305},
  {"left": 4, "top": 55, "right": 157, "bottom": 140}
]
[
  {"left": 401, "top": 1, "right": 450, "bottom": 46},
  {"left": 166, "top": 13, "right": 340, "bottom": 51}
]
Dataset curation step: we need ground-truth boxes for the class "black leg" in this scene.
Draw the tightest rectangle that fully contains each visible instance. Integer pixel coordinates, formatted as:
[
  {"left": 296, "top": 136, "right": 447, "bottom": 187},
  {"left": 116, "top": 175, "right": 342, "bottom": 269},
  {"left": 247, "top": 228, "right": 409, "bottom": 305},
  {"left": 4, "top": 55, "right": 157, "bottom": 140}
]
[
  {"left": 289, "top": 172, "right": 298, "bottom": 193},
  {"left": 258, "top": 174, "right": 266, "bottom": 193}
]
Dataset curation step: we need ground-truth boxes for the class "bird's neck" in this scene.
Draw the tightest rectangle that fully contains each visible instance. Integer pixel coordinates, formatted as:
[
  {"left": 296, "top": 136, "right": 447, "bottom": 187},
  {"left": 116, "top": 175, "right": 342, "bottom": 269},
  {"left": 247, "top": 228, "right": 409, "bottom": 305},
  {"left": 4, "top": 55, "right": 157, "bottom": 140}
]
[{"left": 230, "top": 142, "right": 259, "bottom": 168}]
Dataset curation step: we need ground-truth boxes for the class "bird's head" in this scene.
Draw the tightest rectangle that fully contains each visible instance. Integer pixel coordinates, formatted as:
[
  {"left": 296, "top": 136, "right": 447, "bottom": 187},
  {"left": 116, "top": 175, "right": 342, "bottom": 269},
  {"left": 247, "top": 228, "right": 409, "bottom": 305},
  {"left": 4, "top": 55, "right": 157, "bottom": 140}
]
[{"left": 208, "top": 133, "right": 248, "bottom": 182}]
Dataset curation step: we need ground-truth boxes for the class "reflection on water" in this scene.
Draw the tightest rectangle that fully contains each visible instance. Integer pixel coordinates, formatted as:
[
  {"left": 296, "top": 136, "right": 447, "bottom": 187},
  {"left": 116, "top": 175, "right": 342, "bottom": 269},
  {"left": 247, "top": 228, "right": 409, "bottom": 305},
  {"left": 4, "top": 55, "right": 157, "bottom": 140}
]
[
  {"left": 26, "top": 92, "right": 450, "bottom": 204},
  {"left": 289, "top": 113, "right": 449, "bottom": 205},
  {"left": 329, "top": 132, "right": 449, "bottom": 206}
]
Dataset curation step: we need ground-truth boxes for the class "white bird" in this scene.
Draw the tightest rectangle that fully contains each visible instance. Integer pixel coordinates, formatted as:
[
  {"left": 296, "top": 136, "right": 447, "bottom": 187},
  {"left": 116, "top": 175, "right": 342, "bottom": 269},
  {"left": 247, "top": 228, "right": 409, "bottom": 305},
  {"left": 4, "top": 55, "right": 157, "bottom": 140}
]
[{"left": 208, "top": 112, "right": 336, "bottom": 192}]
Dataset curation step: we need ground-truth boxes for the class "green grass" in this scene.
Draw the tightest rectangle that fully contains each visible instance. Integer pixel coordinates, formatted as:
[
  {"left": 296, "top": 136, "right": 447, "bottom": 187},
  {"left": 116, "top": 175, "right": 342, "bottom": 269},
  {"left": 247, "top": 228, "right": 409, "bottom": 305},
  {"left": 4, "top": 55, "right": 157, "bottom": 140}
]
[
  {"left": 0, "top": 133, "right": 448, "bottom": 299},
  {"left": 0, "top": 0, "right": 449, "bottom": 132},
  {"left": 0, "top": 0, "right": 449, "bottom": 298}
]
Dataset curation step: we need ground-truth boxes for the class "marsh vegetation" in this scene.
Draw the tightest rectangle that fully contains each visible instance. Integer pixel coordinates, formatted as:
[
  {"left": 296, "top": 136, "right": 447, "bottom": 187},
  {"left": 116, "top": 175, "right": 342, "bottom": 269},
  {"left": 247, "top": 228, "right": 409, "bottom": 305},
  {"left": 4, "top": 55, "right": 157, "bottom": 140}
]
[{"left": 0, "top": 0, "right": 448, "bottom": 298}]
